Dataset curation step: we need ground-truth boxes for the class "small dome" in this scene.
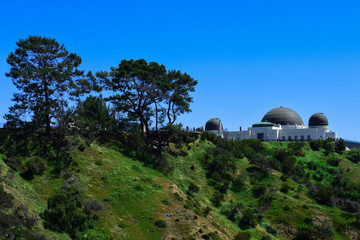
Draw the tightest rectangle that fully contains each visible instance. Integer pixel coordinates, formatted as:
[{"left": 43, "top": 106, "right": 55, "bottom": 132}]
[
  {"left": 205, "top": 118, "right": 222, "bottom": 131},
  {"left": 252, "top": 122, "right": 276, "bottom": 128},
  {"left": 309, "top": 113, "right": 328, "bottom": 127},
  {"left": 261, "top": 107, "right": 304, "bottom": 125}
]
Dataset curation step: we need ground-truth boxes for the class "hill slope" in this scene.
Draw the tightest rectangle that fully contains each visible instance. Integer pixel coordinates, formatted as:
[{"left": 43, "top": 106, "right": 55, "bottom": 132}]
[{"left": 1, "top": 135, "right": 360, "bottom": 240}]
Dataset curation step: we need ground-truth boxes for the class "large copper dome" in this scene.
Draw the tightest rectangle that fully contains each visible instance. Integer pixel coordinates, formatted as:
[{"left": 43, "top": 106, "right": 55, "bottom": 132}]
[{"left": 261, "top": 107, "right": 304, "bottom": 125}]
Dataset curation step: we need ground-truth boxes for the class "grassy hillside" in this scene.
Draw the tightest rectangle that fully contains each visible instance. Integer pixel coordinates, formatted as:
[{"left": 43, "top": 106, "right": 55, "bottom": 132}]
[{"left": 1, "top": 132, "right": 360, "bottom": 240}]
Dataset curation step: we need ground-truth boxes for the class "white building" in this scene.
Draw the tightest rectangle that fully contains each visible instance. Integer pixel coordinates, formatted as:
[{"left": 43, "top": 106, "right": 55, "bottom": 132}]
[{"left": 205, "top": 107, "right": 337, "bottom": 141}]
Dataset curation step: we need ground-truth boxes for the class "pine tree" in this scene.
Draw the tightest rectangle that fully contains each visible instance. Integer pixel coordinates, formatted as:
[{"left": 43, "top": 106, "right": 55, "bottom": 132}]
[{"left": 5, "top": 36, "right": 84, "bottom": 135}]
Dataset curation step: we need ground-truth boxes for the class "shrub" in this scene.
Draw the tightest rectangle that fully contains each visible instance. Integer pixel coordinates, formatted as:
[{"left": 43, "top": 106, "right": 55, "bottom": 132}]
[
  {"left": 309, "top": 140, "right": 322, "bottom": 151},
  {"left": 162, "top": 199, "right": 171, "bottom": 205},
  {"left": 238, "top": 208, "right": 257, "bottom": 229},
  {"left": 327, "top": 155, "right": 340, "bottom": 166},
  {"left": 203, "top": 206, "right": 212, "bottom": 216},
  {"left": 42, "top": 186, "right": 89, "bottom": 238},
  {"left": 234, "top": 232, "right": 251, "bottom": 240},
  {"left": 288, "top": 141, "right": 305, "bottom": 156},
  {"left": 265, "top": 225, "right": 277, "bottom": 235},
  {"left": 188, "top": 182, "right": 200, "bottom": 195},
  {"left": 154, "top": 219, "right": 167, "bottom": 228},
  {"left": 252, "top": 184, "right": 266, "bottom": 197},
  {"left": 308, "top": 183, "right": 333, "bottom": 206},
  {"left": 0, "top": 185, "right": 14, "bottom": 209},
  {"left": 347, "top": 149, "right": 360, "bottom": 163},
  {"left": 221, "top": 202, "right": 242, "bottom": 223},
  {"left": 335, "top": 138, "right": 346, "bottom": 154},
  {"left": 280, "top": 183, "right": 290, "bottom": 194},
  {"left": 232, "top": 173, "right": 247, "bottom": 192},
  {"left": 21, "top": 157, "right": 46, "bottom": 180},
  {"left": 211, "top": 190, "right": 225, "bottom": 207}
]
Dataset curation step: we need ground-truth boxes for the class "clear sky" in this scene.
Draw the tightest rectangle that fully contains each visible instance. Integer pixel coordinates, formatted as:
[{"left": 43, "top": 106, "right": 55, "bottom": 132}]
[{"left": 0, "top": 0, "right": 359, "bottom": 140}]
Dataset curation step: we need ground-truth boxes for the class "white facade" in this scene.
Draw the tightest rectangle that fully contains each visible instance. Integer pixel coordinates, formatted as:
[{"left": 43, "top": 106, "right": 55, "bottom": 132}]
[{"left": 225, "top": 124, "right": 336, "bottom": 141}]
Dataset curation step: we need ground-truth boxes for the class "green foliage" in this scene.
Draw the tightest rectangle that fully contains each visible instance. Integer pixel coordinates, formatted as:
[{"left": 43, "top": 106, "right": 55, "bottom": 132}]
[
  {"left": 327, "top": 154, "right": 340, "bottom": 166},
  {"left": 42, "top": 186, "right": 91, "bottom": 238},
  {"left": 188, "top": 182, "right": 200, "bottom": 195},
  {"left": 5, "top": 35, "right": 84, "bottom": 135},
  {"left": 154, "top": 219, "right": 167, "bottom": 228},
  {"left": 232, "top": 173, "right": 247, "bottom": 192},
  {"left": 346, "top": 149, "right": 360, "bottom": 163},
  {"left": 287, "top": 141, "right": 305, "bottom": 156},
  {"left": 233, "top": 232, "right": 251, "bottom": 240},
  {"left": 238, "top": 208, "right": 258, "bottom": 229},
  {"left": 21, "top": 157, "right": 46, "bottom": 180},
  {"left": 74, "top": 96, "right": 116, "bottom": 139},
  {"left": 211, "top": 190, "right": 225, "bottom": 207},
  {"left": 308, "top": 183, "right": 334, "bottom": 206},
  {"left": 280, "top": 183, "right": 290, "bottom": 194},
  {"left": 98, "top": 59, "right": 197, "bottom": 136},
  {"left": 309, "top": 140, "right": 322, "bottom": 151},
  {"left": 335, "top": 138, "right": 346, "bottom": 154},
  {"left": 0, "top": 185, "right": 14, "bottom": 209}
]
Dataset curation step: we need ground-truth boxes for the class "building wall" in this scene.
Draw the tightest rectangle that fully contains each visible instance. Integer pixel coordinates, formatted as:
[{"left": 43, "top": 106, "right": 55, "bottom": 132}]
[{"left": 224, "top": 125, "right": 336, "bottom": 141}]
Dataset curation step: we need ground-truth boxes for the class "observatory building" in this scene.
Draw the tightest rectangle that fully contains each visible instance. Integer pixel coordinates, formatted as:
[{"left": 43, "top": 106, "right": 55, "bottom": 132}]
[{"left": 205, "top": 107, "right": 337, "bottom": 141}]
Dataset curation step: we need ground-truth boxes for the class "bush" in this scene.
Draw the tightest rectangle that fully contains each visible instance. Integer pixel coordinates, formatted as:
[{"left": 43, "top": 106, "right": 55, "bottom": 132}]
[
  {"left": 238, "top": 208, "right": 257, "bottom": 229},
  {"left": 154, "top": 219, "right": 167, "bottom": 228},
  {"left": 42, "top": 186, "right": 89, "bottom": 238},
  {"left": 21, "top": 157, "right": 46, "bottom": 180},
  {"left": 327, "top": 155, "right": 340, "bottom": 166},
  {"left": 347, "top": 149, "right": 360, "bottom": 164},
  {"left": 221, "top": 202, "right": 242, "bottom": 223},
  {"left": 265, "top": 225, "right": 277, "bottom": 235},
  {"left": 308, "top": 183, "right": 333, "bottom": 206},
  {"left": 0, "top": 185, "right": 14, "bottom": 209},
  {"left": 309, "top": 140, "right": 322, "bottom": 151},
  {"left": 211, "top": 190, "right": 224, "bottom": 207},
  {"left": 234, "top": 232, "right": 251, "bottom": 240},
  {"left": 335, "top": 138, "right": 346, "bottom": 154},
  {"left": 188, "top": 182, "right": 200, "bottom": 195},
  {"left": 232, "top": 173, "right": 247, "bottom": 192},
  {"left": 280, "top": 183, "right": 290, "bottom": 194},
  {"left": 252, "top": 184, "right": 266, "bottom": 197}
]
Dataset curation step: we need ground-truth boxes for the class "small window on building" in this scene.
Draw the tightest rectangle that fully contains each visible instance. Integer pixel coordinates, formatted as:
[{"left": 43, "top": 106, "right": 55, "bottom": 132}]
[
  {"left": 282, "top": 136, "right": 285, "bottom": 141},
  {"left": 288, "top": 136, "right": 292, "bottom": 141},
  {"left": 307, "top": 135, "right": 311, "bottom": 141},
  {"left": 295, "top": 136, "right": 298, "bottom": 141},
  {"left": 301, "top": 135, "right": 304, "bottom": 141}
]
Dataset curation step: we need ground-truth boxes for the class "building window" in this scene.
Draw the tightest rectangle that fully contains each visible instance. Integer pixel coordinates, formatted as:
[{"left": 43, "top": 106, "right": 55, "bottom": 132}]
[
  {"left": 307, "top": 135, "right": 311, "bottom": 141},
  {"left": 295, "top": 136, "right": 298, "bottom": 141},
  {"left": 288, "top": 136, "right": 292, "bottom": 141},
  {"left": 301, "top": 135, "right": 304, "bottom": 141},
  {"left": 257, "top": 133, "right": 264, "bottom": 140},
  {"left": 282, "top": 136, "right": 285, "bottom": 141}
]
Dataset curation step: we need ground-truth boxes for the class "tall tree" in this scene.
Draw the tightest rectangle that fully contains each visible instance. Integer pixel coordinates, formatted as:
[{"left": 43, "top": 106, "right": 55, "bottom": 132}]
[
  {"left": 164, "top": 70, "right": 197, "bottom": 125},
  {"left": 5, "top": 36, "right": 84, "bottom": 135},
  {"left": 97, "top": 59, "right": 166, "bottom": 135},
  {"left": 97, "top": 59, "right": 197, "bottom": 136}
]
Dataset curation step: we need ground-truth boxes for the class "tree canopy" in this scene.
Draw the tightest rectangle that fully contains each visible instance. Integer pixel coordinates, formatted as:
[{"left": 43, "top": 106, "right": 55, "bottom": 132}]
[
  {"left": 5, "top": 36, "right": 84, "bottom": 135},
  {"left": 97, "top": 59, "right": 197, "bottom": 135}
]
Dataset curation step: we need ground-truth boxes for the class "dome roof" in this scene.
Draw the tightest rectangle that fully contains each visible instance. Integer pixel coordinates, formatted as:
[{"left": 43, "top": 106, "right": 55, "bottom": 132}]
[
  {"left": 261, "top": 107, "right": 304, "bottom": 125},
  {"left": 205, "top": 118, "right": 222, "bottom": 131},
  {"left": 309, "top": 113, "right": 328, "bottom": 127},
  {"left": 252, "top": 122, "right": 276, "bottom": 128}
]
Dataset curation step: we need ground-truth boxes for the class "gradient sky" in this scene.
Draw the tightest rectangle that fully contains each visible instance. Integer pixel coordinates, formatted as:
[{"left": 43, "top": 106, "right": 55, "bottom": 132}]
[{"left": 0, "top": 0, "right": 359, "bottom": 140}]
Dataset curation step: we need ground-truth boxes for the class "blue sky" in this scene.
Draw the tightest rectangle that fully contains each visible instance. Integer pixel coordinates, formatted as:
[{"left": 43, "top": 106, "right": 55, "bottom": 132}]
[{"left": 0, "top": 0, "right": 359, "bottom": 140}]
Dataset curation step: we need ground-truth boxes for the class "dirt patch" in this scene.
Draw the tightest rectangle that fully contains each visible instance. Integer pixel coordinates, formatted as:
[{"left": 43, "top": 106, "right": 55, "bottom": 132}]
[{"left": 159, "top": 183, "right": 233, "bottom": 240}]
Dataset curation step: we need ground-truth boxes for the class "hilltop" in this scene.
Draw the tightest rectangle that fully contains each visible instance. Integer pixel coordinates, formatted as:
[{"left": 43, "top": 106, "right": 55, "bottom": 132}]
[{"left": 1, "top": 129, "right": 360, "bottom": 240}]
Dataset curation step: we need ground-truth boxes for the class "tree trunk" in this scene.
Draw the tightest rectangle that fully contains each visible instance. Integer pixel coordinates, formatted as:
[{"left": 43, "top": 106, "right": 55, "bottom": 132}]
[{"left": 44, "top": 81, "right": 51, "bottom": 136}]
